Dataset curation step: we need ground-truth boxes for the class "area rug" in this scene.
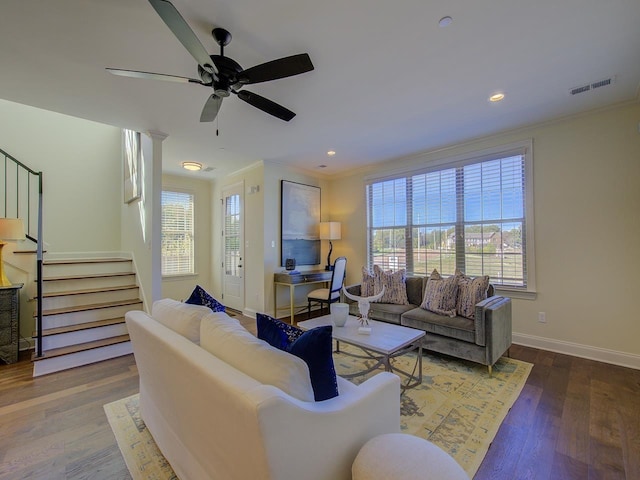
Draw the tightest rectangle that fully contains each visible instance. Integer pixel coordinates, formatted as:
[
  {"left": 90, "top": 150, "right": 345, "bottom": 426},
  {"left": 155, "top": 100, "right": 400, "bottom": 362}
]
[{"left": 105, "top": 349, "right": 531, "bottom": 479}]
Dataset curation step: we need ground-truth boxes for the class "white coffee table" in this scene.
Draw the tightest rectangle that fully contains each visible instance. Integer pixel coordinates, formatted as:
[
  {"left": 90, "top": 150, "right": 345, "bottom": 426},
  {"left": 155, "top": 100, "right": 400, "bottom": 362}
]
[{"left": 298, "top": 315, "right": 426, "bottom": 389}]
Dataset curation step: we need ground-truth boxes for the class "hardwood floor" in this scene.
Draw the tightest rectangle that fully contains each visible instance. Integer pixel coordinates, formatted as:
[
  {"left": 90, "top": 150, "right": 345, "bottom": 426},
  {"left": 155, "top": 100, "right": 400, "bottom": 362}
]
[{"left": 1, "top": 316, "right": 638, "bottom": 480}]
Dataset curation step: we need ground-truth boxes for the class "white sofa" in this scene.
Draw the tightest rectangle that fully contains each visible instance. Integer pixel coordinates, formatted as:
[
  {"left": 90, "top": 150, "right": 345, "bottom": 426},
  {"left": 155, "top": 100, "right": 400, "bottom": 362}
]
[{"left": 125, "top": 299, "right": 401, "bottom": 480}]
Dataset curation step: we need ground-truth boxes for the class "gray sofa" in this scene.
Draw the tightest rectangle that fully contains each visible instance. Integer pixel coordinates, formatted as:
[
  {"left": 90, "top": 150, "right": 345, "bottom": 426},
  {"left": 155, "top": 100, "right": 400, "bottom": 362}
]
[{"left": 344, "top": 275, "right": 512, "bottom": 372}]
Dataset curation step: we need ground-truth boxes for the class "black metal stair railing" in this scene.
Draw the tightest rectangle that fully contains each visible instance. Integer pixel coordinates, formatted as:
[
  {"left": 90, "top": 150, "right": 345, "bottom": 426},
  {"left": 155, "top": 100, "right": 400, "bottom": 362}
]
[{"left": 1, "top": 147, "right": 44, "bottom": 357}]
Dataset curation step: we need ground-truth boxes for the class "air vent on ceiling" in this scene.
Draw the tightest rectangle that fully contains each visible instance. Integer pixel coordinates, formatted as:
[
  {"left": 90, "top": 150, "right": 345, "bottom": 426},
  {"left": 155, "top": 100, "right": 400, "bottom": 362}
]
[{"left": 569, "top": 76, "right": 615, "bottom": 95}]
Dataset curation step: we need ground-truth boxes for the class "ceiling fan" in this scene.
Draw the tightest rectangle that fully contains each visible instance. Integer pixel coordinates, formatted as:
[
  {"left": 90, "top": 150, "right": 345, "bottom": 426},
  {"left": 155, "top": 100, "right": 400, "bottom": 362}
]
[{"left": 107, "top": 0, "right": 314, "bottom": 122}]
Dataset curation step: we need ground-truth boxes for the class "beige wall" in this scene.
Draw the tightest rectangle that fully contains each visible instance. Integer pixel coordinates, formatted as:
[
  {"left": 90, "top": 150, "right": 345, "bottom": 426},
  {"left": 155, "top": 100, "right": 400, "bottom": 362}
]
[
  {"left": 0, "top": 99, "right": 122, "bottom": 252},
  {"left": 161, "top": 173, "right": 213, "bottom": 301},
  {"left": 328, "top": 102, "right": 640, "bottom": 366}
]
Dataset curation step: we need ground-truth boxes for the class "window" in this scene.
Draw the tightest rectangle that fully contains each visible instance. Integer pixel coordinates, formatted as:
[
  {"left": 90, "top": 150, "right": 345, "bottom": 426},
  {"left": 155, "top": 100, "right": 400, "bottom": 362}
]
[
  {"left": 161, "top": 190, "right": 194, "bottom": 276},
  {"left": 367, "top": 141, "right": 534, "bottom": 291}
]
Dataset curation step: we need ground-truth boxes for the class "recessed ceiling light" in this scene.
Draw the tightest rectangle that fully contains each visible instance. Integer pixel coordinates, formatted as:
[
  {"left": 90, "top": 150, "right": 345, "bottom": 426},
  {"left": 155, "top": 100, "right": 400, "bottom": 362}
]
[
  {"left": 439, "top": 16, "right": 453, "bottom": 27},
  {"left": 327, "top": 150, "right": 336, "bottom": 156},
  {"left": 489, "top": 93, "right": 505, "bottom": 102},
  {"left": 182, "top": 161, "right": 202, "bottom": 171}
]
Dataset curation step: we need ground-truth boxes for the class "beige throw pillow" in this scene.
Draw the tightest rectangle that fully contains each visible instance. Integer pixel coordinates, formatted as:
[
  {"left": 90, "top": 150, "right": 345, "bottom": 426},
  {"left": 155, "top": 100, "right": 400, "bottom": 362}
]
[
  {"left": 420, "top": 269, "right": 458, "bottom": 317},
  {"left": 455, "top": 270, "right": 490, "bottom": 320},
  {"left": 373, "top": 265, "right": 409, "bottom": 305},
  {"left": 361, "top": 266, "right": 376, "bottom": 297}
]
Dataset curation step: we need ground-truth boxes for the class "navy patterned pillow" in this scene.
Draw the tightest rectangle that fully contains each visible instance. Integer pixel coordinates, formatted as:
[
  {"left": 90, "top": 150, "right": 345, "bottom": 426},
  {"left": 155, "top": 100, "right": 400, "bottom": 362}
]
[
  {"left": 256, "top": 313, "right": 303, "bottom": 350},
  {"left": 256, "top": 313, "right": 338, "bottom": 401},
  {"left": 185, "top": 285, "right": 226, "bottom": 313},
  {"left": 288, "top": 325, "right": 338, "bottom": 401}
]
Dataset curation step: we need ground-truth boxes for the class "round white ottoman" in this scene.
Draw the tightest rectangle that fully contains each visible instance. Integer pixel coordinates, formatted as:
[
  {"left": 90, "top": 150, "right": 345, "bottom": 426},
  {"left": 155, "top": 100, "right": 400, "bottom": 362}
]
[{"left": 352, "top": 433, "right": 470, "bottom": 480}]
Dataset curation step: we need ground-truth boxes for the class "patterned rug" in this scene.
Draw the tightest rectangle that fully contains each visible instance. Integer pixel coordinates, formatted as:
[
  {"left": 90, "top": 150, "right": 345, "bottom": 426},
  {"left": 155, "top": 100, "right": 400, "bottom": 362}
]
[{"left": 104, "top": 348, "right": 531, "bottom": 479}]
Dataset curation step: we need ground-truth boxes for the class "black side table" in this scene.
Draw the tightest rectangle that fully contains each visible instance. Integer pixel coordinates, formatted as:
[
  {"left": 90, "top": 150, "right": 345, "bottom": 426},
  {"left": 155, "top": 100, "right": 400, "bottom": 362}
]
[{"left": 0, "top": 283, "right": 23, "bottom": 364}]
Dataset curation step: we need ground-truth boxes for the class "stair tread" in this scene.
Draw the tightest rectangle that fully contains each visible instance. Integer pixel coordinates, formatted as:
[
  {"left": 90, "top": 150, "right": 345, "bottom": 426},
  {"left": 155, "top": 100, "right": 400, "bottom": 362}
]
[
  {"left": 42, "top": 272, "right": 136, "bottom": 282},
  {"left": 44, "top": 258, "right": 132, "bottom": 265},
  {"left": 32, "top": 335, "right": 131, "bottom": 360},
  {"left": 38, "top": 317, "right": 126, "bottom": 336},
  {"left": 39, "top": 299, "right": 142, "bottom": 316},
  {"left": 41, "top": 284, "right": 139, "bottom": 298}
]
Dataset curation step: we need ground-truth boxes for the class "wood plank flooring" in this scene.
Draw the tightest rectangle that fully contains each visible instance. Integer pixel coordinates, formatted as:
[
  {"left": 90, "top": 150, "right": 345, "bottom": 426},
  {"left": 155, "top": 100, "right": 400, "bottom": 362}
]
[{"left": 1, "top": 315, "right": 638, "bottom": 480}]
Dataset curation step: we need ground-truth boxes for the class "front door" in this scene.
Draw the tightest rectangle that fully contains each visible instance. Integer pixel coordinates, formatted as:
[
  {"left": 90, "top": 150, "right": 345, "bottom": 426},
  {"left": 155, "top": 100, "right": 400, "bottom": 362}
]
[{"left": 222, "top": 182, "right": 244, "bottom": 311}]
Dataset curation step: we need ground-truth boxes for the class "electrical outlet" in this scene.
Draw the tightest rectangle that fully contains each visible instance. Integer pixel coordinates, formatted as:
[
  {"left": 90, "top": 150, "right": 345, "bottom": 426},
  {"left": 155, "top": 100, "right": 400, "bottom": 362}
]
[{"left": 538, "top": 312, "right": 546, "bottom": 323}]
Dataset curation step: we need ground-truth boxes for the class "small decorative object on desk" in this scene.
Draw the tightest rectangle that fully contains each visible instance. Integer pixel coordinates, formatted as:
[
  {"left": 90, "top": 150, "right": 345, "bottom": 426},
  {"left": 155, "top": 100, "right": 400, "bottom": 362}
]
[
  {"left": 285, "top": 258, "right": 296, "bottom": 271},
  {"left": 342, "top": 286, "right": 385, "bottom": 332}
]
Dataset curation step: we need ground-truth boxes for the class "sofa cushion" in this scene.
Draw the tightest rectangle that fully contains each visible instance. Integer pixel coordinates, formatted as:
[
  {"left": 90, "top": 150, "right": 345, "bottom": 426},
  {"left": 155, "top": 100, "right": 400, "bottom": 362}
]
[
  {"left": 256, "top": 313, "right": 338, "bottom": 401},
  {"left": 200, "top": 313, "right": 315, "bottom": 402},
  {"left": 151, "top": 298, "right": 213, "bottom": 343},
  {"left": 420, "top": 270, "right": 458, "bottom": 317},
  {"left": 373, "top": 265, "right": 409, "bottom": 305},
  {"left": 401, "top": 308, "right": 475, "bottom": 343},
  {"left": 185, "top": 285, "right": 226, "bottom": 313},
  {"left": 405, "top": 276, "right": 426, "bottom": 306},
  {"left": 455, "top": 271, "right": 490, "bottom": 320},
  {"left": 352, "top": 302, "right": 415, "bottom": 325}
]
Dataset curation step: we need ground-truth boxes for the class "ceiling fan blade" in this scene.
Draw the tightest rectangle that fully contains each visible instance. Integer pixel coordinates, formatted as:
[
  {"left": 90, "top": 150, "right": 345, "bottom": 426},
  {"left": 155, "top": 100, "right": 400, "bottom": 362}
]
[
  {"left": 106, "top": 68, "right": 203, "bottom": 84},
  {"left": 200, "top": 94, "right": 223, "bottom": 122},
  {"left": 236, "top": 53, "right": 314, "bottom": 85},
  {"left": 148, "top": 0, "right": 216, "bottom": 75},
  {"left": 236, "top": 90, "right": 295, "bottom": 121}
]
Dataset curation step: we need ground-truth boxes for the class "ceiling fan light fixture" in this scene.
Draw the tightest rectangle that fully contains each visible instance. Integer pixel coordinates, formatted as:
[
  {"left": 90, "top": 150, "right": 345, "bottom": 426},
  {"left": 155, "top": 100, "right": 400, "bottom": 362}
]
[
  {"left": 182, "top": 161, "right": 203, "bottom": 171},
  {"left": 489, "top": 92, "right": 505, "bottom": 102}
]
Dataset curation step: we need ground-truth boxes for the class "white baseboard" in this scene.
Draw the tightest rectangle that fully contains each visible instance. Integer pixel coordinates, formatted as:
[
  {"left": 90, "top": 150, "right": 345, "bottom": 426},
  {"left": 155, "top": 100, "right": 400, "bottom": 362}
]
[
  {"left": 513, "top": 332, "right": 640, "bottom": 370},
  {"left": 242, "top": 308, "right": 258, "bottom": 319}
]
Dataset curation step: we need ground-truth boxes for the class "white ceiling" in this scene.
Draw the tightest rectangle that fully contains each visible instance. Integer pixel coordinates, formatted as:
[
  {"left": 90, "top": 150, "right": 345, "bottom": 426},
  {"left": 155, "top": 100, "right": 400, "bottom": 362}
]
[{"left": 1, "top": 0, "right": 639, "bottom": 180}]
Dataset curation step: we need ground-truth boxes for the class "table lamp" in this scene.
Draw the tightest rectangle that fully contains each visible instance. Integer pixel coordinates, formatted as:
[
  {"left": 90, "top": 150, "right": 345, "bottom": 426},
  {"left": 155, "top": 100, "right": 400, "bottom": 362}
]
[
  {"left": 0, "top": 218, "right": 25, "bottom": 287},
  {"left": 319, "top": 221, "right": 341, "bottom": 271}
]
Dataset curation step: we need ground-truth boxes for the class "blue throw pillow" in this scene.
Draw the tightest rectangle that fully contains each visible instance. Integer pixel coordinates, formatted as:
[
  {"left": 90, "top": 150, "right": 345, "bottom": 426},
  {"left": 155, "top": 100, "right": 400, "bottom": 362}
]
[
  {"left": 256, "top": 313, "right": 338, "bottom": 401},
  {"left": 256, "top": 313, "right": 302, "bottom": 350},
  {"left": 287, "top": 326, "right": 338, "bottom": 401},
  {"left": 185, "top": 285, "right": 225, "bottom": 313}
]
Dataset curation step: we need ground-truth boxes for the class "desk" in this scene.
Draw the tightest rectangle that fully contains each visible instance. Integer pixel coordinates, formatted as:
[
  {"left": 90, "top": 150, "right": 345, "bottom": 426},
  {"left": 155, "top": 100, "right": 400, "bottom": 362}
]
[{"left": 274, "top": 270, "right": 332, "bottom": 324}]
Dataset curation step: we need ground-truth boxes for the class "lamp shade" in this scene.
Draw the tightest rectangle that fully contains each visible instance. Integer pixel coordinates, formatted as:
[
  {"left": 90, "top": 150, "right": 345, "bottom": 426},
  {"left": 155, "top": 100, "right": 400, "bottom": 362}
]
[
  {"left": 0, "top": 218, "right": 25, "bottom": 242},
  {"left": 319, "top": 222, "right": 341, "bottom": 240}
]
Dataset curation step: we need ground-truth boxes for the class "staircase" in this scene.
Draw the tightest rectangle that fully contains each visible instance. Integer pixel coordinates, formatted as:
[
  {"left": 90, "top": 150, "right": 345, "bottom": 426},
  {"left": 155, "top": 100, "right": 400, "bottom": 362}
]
[{"left": 32, "top": 256, "right": 143, "bottom": 377}]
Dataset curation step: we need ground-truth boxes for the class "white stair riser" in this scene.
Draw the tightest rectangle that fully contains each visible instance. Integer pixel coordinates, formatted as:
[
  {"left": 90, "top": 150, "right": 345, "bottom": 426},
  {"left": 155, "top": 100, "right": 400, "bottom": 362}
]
[
  {"left": 41, "top": 323, "right": 128, "bottom": 350},
  {"left": 44, "top": 261, "right": 133, "bottom": 277},
  {"left": 41, "top": 288, "right": 140, "bottom": 311},
  {"left": 43, "top": 275, "right": 137, "bottom": 294},
  {"left": 33, "top": 342, "right": 133, "bottom": 377},
  {"left": 42, "top": 304, "right": 143, "bottom": 329}
]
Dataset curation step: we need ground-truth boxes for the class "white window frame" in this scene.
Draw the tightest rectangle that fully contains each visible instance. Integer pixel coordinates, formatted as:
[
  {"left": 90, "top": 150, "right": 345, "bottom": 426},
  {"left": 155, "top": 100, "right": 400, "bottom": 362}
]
[
  {"left": 365, "top": 140, "right": 536, "bottom": 298},
  {"left": 161, "top": 189, "right": 195, "bottom": 277}
]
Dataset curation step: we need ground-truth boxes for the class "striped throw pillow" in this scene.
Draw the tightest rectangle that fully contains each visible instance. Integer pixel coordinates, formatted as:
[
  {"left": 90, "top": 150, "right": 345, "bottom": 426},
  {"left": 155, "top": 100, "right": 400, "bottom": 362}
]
[
  {"left": 373, "top": 265, "right": 409, "bottom": 305},
  {"left": 420, "top": 269, "right": 458, "bottom": 317},
  {"left": 455, "top": 270, "right": 490, "bottom": 319},
  {"left": 361, "top": 266, "right": 376, "bottom": 297}
]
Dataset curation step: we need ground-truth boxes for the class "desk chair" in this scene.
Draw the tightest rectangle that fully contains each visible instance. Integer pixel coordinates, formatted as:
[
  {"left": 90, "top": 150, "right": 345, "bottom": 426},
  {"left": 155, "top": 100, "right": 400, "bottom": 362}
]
[{"left": 307, "top": 256, "right": 347, "bottom": 319}]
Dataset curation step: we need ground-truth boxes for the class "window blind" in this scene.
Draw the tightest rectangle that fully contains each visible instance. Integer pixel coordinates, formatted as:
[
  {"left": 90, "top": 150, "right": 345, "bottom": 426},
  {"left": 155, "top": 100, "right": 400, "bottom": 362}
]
[
  {"left": 161, "top": 190, "right": 194, "bottom": 276},
  {"left": 366, "top": 145, "right": 530, "bottom": 288}
]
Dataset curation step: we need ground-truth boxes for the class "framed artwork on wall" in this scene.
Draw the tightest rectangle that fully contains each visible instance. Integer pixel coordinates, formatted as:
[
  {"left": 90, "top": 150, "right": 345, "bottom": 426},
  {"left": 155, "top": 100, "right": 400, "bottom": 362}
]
[
  {"left": 281, "top": 180, "right": 320, "bottom": 266},
  {"left": 123, "top": 129, "right": 142, "bottom": 204}
]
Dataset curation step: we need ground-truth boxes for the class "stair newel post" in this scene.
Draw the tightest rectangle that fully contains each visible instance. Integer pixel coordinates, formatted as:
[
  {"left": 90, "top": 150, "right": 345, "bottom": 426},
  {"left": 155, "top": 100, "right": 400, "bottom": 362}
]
[{"left": 36, "top": 173, "right": 43, "bottom": 357}]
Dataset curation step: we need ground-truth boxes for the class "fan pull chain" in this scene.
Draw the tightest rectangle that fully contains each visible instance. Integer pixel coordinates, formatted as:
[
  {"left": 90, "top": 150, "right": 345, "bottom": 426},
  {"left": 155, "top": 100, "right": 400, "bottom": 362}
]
[{"left": 216, "top": 115, "right": 219, "bottom": 137}]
